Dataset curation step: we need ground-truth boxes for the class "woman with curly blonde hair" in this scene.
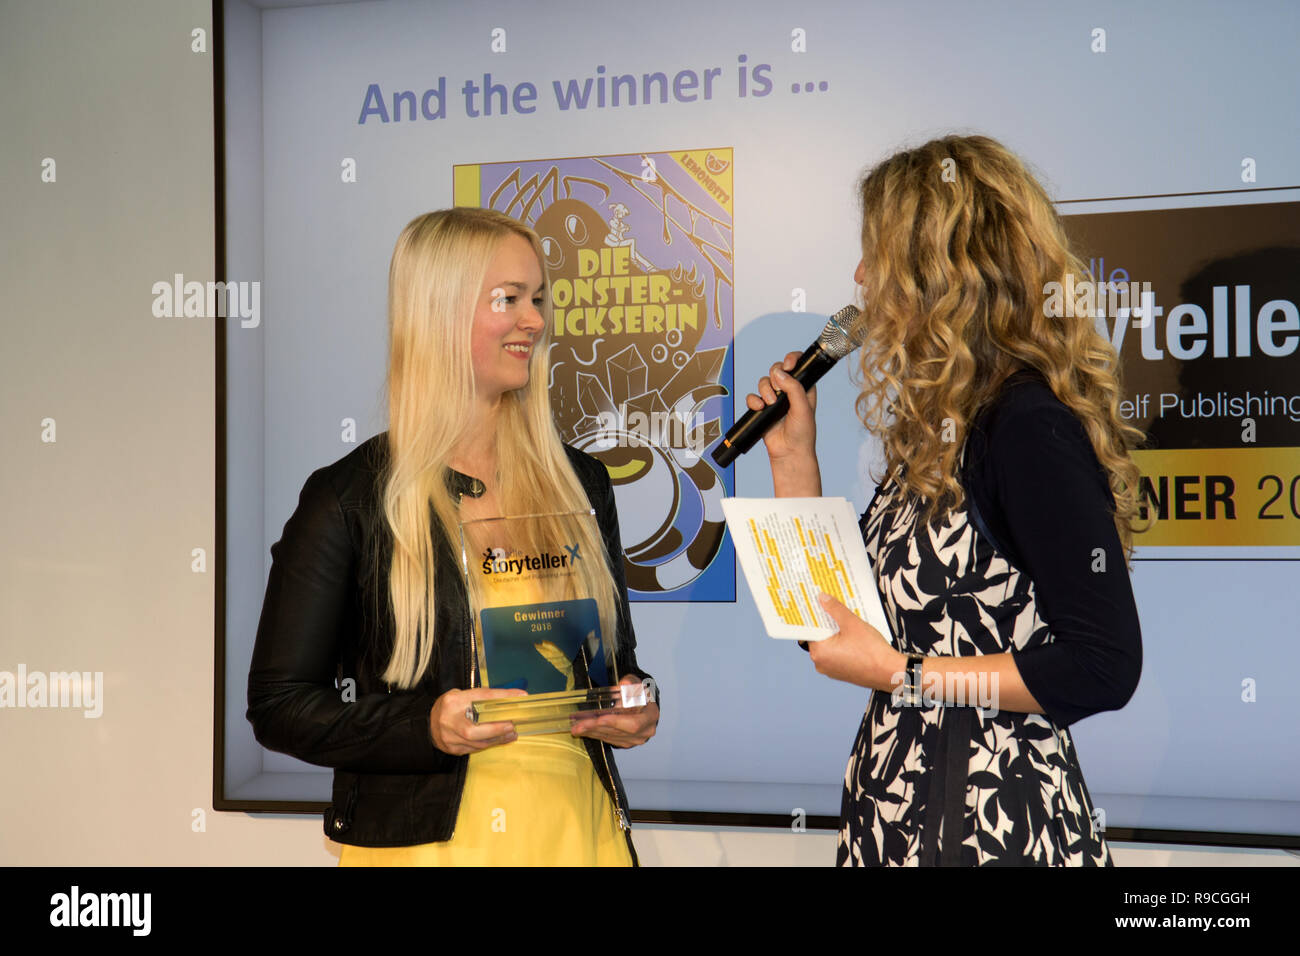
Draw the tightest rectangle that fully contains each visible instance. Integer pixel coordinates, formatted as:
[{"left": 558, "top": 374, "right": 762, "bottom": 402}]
[{"left": 748, "top": 135, "right": 1144, "bottom": 865}]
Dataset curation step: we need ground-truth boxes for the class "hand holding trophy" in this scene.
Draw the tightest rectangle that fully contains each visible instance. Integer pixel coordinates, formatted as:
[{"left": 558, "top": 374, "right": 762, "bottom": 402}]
[{"left": 460, "top": 510, "right": 658, "bottom": 736}]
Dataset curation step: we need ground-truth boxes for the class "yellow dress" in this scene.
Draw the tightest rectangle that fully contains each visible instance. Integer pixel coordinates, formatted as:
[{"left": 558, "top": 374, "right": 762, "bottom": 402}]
[
  {"left": 339, "top": 574, "right": 633, "bottom": 866},
  {"left": 338, "top": 730, "right": 632, "bottom": 866}
]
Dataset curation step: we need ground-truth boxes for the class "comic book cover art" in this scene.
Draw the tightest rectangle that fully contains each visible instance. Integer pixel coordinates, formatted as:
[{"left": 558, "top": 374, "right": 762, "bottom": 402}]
[{"left": 454, "top": 149, "right": 736, "bottom": 600}]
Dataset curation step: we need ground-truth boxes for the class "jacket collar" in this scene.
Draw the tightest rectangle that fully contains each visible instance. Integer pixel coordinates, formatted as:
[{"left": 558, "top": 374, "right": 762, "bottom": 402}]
[{"left": 444, "top": 468, "right": 485, "bottom": 499}]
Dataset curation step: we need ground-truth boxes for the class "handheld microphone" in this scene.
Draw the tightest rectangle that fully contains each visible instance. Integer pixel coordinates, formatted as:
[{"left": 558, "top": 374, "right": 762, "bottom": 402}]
[{"left": 711, "top": 305, "right": 863, "bottom": 468}]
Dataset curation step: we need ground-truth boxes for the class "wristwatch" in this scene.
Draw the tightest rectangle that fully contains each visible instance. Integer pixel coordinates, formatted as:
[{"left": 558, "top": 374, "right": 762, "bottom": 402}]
[{"left": 900, "top": 653, "right": 925, "bottom": 707}]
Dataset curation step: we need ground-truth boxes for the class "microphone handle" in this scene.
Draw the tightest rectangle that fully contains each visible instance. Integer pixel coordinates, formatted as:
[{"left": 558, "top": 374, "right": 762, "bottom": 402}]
[{"left": 711, "top": 342, "right": 838, "bottom": 468}]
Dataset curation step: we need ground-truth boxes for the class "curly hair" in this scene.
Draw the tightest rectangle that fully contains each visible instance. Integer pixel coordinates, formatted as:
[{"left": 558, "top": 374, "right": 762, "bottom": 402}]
[{"left": 850, "top": 135, "right": 1150, "bottom": 560}]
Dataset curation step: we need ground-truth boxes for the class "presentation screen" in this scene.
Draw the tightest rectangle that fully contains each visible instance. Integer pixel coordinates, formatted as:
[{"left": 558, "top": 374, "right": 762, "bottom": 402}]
[{"left": 218, "top": 0, "right": 1300, "bottom": 845}]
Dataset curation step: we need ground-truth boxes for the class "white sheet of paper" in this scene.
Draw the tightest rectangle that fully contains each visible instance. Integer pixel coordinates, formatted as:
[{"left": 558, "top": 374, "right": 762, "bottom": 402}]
[{"left": 721, "top": 496, "right": 892, "bottom": 643}]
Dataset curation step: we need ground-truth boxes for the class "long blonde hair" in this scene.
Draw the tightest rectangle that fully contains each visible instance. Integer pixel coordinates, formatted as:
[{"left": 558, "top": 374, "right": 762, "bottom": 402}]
[
  {"left": 850, "top": 135, "right": 1149, "bottom": 560},
  {"left": 380, "top": 207, "right": 618, "bottom": 688}
]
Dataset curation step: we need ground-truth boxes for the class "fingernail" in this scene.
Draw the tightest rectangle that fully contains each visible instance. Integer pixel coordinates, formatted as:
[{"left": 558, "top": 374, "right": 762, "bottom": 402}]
[{"left": 817, "top": 592, "right": 831, "bottom": 605}]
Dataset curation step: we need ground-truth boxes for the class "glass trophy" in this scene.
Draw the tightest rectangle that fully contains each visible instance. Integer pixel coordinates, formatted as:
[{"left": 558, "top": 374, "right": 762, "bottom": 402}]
[{"left": 459, "top": 510, "right": 654, "bottom": 735}]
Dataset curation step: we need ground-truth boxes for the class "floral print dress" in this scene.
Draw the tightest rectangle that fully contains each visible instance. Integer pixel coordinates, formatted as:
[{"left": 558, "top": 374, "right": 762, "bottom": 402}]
[{"left": 836, "top": 466, "right": 1113, "bottom": 866}]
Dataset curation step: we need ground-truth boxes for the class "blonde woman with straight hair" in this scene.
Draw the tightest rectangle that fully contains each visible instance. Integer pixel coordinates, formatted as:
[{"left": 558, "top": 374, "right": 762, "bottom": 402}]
[
  {"left": 748, "top": 135, "right": 1144, "bottom": 865},
  {"left": 248, "top": 207, "right": 658, "bottom": 865}
]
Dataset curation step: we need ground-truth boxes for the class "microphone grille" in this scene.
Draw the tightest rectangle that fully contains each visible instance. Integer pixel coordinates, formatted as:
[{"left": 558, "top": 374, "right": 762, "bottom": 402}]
[{"left": 817, "top": 305, "right": 864, "bottom": 359}]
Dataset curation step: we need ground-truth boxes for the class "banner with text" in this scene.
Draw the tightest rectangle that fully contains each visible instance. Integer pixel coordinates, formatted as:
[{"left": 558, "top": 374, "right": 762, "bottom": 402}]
[{"left": 1064, "top": 201, "right": 1300, "bottom": 546}]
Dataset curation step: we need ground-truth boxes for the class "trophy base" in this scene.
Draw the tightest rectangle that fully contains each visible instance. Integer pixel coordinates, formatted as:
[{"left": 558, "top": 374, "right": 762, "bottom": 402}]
[{"left": 468, "top": 682, "right": 655, "bottom": 736}]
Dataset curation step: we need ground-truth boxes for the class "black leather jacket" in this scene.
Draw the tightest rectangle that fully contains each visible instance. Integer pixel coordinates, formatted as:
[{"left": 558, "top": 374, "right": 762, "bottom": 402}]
[{"left": 246, "top": 434, "right": 653, "bottom": 862}]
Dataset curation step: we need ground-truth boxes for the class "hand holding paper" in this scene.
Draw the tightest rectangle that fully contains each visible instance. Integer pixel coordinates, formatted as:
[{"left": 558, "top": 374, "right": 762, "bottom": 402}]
[
  {"left": 805, "top": 591, "right": 905, "bottom": 691},
  {"left": 721, "top": 496, "right": 892, "bottom": 643}
]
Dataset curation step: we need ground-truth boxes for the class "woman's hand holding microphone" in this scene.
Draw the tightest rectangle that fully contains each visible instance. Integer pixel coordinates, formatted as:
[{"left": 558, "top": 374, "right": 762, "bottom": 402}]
[{"left": 745, "top": 351, "right": 822, "bottom": 498}]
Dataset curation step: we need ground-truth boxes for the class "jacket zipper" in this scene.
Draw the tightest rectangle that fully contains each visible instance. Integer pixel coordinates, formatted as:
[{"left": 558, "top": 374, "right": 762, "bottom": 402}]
[
  {"left": 468, "top": 606, "right": 478, "bottom": 688},
  {"left": 580, "top": 645, "right": 631, "bottom": 837},
  {"left": 445, "top": 487, "right": 479, "bottom": 842},
  {"left": 598, "top": 738, "right": 631, "bottom": 832},
  {"left": 336, "top": 776, "right": 360, "bottom": 835},
  {"left": 446, "top": 603, "right": 476, "bottom": 841},
  {"left": 592, "top": 683, "right": 638, "bottom": 866}
]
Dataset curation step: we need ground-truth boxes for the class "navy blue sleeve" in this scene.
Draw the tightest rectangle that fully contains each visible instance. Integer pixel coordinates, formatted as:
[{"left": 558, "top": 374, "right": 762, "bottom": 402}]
[{"left": 972, "top": 387, "right": 1143, "bottom": 728}]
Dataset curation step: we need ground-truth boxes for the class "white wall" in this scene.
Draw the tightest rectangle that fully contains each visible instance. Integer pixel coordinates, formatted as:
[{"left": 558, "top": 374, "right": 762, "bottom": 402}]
[{"left": 0, "top": 0, "right": 1295, "bottom": 867}]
